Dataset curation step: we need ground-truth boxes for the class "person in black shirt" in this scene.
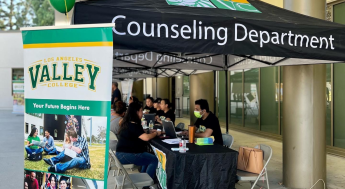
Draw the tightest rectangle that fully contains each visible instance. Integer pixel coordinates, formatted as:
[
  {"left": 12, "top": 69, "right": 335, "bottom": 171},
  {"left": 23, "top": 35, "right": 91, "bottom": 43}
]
[
  {"left": 187, "top": 99, "right": 223, "bottom": 145},
  {"left": 111, "top": 82, "right": 122, "bottom": 104},
  {"left": 116, "top": 102, "right": 161, "bottom": 179},
  {"left": 154, "top": 98, "right": 163, "bottom": 114},
  {"left": 143, "top": 97, "right": 156, "bottom": 114},
  {"left": 156, "top": 99, "right": 175, "bottom": 125}
]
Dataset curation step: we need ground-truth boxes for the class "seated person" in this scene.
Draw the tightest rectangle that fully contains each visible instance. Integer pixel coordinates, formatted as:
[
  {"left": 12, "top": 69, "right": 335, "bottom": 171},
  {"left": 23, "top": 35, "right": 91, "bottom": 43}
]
[
  {"left": 43, "top": 130, "right": 57, "bottom": 155},
  {"left": 143, "top": 97, "right": 156, "bottom": 114},
  {"left": 128, "top": 96, "right": 139, "bottom": 105},
  {"left": 153, "top": 98, "right": 163, "bottom": 115},
  {"left": 116, "top": 102, "right": 161, "bottom": 179},
  {"left": 43, "top": 128, "right": 91, "bottom": 173},
  {"left": 25, "top": 128, "right": 43, "bottom": 157},
  {"left": 111, "top": 101, "right": 127, "bottom": 134},
  {"left": 24, "top": 172, "right": 39, "bottom": 189},
  {"left": 186, "top": 99, "right": 223, "bottom": 145},
  {"left": 156, "top": 99, "right": 175, "bottom": 125}
]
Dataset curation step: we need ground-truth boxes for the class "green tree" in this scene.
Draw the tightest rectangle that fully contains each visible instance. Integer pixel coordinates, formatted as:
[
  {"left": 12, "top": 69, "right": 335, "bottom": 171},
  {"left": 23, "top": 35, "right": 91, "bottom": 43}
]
[
  {"left": 0, "top": 0, "right": 54, "bottom": 30},
  {"left": 30, "top": 0, "right": 54, "bottom": 27},
  {"left": 97, "top": 126, "right": 106, "bottom": 144}
]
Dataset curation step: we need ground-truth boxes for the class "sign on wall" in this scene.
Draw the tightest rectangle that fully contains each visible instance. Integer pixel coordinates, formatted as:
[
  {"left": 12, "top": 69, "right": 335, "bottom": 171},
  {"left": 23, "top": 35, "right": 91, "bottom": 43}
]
[{"left": 21, "top": 24, "right": 113, "bottom": 188}]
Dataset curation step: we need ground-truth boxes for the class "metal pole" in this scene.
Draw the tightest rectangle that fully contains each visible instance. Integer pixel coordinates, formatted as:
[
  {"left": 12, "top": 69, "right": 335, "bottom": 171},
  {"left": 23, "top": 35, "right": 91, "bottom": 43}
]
[
  {"left": 214, "top": 71, "right": 217, "bottom": 115},
  {"left": 225, "top": 70, "right": 229, "bottom": 134},
  {"left": 156, "top": 77, "right": 158, "bottom": 98}
]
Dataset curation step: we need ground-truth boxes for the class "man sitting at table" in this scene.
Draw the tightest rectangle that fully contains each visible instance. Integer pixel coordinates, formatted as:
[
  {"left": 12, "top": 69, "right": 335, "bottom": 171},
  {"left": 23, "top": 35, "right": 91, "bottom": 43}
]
[
  {"left": 188, "top": 99, "right": 223, "bottom": 145},
  {"left": 144, "top": 97, "right": 156, "bottom": 114}
]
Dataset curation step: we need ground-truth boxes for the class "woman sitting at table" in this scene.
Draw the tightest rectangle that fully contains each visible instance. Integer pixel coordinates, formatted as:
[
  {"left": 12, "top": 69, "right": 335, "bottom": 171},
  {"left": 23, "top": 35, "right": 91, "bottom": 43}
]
[
  {"left": 116, "top": 102, "right": 161, "bottom": 179},
  {"left": 156, "top": 99, "right": 176, "bottom": 125},
  {"left": 25, "top": 128, "right": 43, "bottom": 157},
  {"left": 111, "top": 101, "right": 127, "bottom": 134}
]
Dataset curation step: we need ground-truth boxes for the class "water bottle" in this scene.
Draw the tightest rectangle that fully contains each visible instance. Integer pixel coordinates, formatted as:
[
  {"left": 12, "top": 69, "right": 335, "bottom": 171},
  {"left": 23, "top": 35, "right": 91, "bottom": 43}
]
[
  {"left": 149, "top": 120, "right": 154, "bottom": 130},
  {"left": 179, "top": 136, "right": 186, "bottom": 153}
]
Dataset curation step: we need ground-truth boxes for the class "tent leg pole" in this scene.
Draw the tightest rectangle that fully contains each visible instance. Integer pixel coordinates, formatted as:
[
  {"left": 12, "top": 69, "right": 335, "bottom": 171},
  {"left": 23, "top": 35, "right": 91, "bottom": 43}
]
[
  {"left": 214, "top": 71, "right": 217, "bottom": 115},
  {"left": 225, "top": 70, "right": 229, "bottom": 134},
  {"left": 156, "top": 77, "right": 158, "bottom": 98}
]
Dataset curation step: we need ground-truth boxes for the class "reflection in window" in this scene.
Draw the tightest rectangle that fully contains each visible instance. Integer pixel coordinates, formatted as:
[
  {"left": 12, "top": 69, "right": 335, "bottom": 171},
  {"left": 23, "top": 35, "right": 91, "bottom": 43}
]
[
  {"left": 244, "top": 69, "right": 259, "bottom": 130},
  {"left": 40, "top": 126, "right": 44, "bottom": 136},
  {"left": 230, "top": 70, "right": 243, "bottom": 126}
]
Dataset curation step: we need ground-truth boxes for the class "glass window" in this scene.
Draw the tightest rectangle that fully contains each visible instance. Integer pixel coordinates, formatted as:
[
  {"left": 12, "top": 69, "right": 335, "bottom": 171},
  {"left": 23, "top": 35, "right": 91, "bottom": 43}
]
[
  {"left": 260, "top": 67, "right": 279, "bottom": 134},
  {"left": 218, "top": 71, "right": 228, "bottom": 124},
  {"left": 334, "top": 63, "right": 345, "bottom": 148},
  {"left": 334, "top": 3, "right": 345, "bottom": 25},
  {"left": 25, "top": 123, "right": 29, "bottom": 134},
  {"left": 0, "top": 0, "right": 54, "bottom": 31},
  {"left": 182, "top": 76, "right": 190, "bottom": 116},
  {"left": 230, "top": 70, "right": 243, "bottom": 126},
  {"left": 244, "top": 69, "right": 259, "bottom": 130},
  {"left": 40, "top": 126, "right": 44, "bottom": 136}
]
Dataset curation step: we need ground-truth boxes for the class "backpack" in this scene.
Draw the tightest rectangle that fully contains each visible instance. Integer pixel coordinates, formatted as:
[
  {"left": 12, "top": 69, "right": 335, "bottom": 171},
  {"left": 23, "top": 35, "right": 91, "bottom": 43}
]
[{"left": 27, "top": 151, "right": 43, "bottom": 161}]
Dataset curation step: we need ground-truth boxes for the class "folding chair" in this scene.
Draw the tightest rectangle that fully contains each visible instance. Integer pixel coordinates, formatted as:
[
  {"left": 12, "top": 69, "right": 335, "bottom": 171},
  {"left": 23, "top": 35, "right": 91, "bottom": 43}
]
[
  {"left": 109, "top": 150, "right": 154, "bottom": 189},
  {"left": 108, "top": 150, "right": 137, "bottom": 177},
  {"left": 176, "top": 123, "right": 185, "bottom": 130},
  {"left": 222, "top": 134, "right": 234, "bottom": 148},
  {"left": 237, "top": 144, "right": 272, "bottom": 189}
]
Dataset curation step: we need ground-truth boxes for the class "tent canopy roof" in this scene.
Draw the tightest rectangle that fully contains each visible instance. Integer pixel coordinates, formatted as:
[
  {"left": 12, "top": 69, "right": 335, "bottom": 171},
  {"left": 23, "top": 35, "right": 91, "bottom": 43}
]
[{"left": 74, "top": 0, "right": 345, "bottom": 78}]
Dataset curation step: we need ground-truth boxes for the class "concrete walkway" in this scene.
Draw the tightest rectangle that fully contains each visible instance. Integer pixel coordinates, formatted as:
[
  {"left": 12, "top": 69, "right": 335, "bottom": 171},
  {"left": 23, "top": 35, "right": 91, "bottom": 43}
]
[{"left": 1, "top": 111, "right": 344, "bottom": 189}]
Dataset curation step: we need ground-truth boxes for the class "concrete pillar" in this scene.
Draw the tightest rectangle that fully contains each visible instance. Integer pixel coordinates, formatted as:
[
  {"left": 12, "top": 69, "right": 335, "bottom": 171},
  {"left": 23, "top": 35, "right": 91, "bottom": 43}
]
[
  {"left": 189, "top": 72, "right": 215, "bottom": 125},
  {"left": 283, "top": 1, "right": 326, "bottom": 189}
]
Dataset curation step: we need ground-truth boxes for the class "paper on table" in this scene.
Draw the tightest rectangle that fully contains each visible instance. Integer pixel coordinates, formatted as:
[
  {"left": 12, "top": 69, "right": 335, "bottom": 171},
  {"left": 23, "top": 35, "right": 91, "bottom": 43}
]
[
  {"left": 162, "top": 139, "right": 190, "bottom": 144},
  {"left": 176, "top": 131, "right": 182, "bottom": 134}
]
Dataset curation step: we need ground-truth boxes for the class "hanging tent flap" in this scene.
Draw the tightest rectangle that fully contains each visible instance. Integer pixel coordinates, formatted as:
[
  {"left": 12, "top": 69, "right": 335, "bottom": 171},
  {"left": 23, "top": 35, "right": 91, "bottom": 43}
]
[{"left": 74, "top": 0, "right": 345, "bottom": 63}]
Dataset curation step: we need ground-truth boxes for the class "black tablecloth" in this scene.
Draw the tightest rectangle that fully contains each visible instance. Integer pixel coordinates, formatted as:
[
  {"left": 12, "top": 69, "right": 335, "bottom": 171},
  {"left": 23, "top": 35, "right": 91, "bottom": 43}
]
[{"left": 150, "top": 138, "right": 238, "bottom": 189}]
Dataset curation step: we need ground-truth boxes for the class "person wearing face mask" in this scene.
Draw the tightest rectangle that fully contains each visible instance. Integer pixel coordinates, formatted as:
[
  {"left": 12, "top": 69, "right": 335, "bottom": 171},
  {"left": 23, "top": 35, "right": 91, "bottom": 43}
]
[{"left": 191, "top": 99, "right": 223, "bottom": 145}]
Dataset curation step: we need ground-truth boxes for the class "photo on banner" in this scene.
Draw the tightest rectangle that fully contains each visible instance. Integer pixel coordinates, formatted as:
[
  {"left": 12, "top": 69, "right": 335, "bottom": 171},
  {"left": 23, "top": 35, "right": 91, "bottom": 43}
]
[
  {"left": 23, "top": 170, "right": 104, "bottom": 189},
  {"left": 22, "top": 24, "right": 113, "bottom": 188},
  {"left": 24, "top": 113, "right": 107, "bottom": 181}
]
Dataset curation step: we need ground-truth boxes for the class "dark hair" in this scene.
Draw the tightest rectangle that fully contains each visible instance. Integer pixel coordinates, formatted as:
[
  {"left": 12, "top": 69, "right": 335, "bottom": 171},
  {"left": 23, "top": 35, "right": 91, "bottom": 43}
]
[
  {"left": 48, "top": 174, "right": 57, "bottom": 188},
  {"left": 146, "top": 97, "right": 154, "bottom": 103},
  {"left": 195, "top": 99, "right": 209, "bottom": 112},
  {"left": 113, "top": 82, "right": 118, "bottom": 87},
  {"left": 154, "top": 98, "right": 162, "bottom": 103},
  {"left": 130, "top": 96, "right": 139, "bottom": 103},
  {"left": 114, "top": 101, "right": 127, "bottom": 115},
  {"left": 29, "top": 127, "right": 38, "bottom": 137},
  {"left": 161, "top": 99, "right": 171, "bottom": 108},
  {"left": 67, "top": 128, "right": 77, "bottom": 138},
  {"left": 45, "top": 130, "right": 50, "bottom": 134},
  {"left": 119, "top": 102, "right": 142, "bottom": 134}
]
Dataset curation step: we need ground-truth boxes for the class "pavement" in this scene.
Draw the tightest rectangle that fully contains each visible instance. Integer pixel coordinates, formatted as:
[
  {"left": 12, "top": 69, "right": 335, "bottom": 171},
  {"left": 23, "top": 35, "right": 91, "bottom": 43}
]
[{"left": 1, "top": 110, "right": 345, "bottom": 189}]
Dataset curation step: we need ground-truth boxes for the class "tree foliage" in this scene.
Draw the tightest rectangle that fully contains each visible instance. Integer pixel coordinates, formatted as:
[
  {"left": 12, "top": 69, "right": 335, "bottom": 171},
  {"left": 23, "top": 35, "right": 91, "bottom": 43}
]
[{"left": 0, "top": 0, "right": 54, "bottom": 30}]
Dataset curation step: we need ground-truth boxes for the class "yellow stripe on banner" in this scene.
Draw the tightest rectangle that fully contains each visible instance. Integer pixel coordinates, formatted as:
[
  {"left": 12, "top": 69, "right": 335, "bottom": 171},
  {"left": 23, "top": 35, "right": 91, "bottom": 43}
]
[
  {"left": 231, "top": 0, "right": 249, "bottom": 3},
  {"left": 23, "top": 42, "right": 113, "bottom": 49}
]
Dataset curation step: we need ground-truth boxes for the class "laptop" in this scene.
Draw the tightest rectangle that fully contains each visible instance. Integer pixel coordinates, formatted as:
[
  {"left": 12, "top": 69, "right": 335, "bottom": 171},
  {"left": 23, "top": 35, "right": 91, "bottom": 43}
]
[
  {"left": 162, "top": 121, "right": 178, "bottom": 138},
  {"left": 143, "top": 113, "right": 156, "bottom": 125}
]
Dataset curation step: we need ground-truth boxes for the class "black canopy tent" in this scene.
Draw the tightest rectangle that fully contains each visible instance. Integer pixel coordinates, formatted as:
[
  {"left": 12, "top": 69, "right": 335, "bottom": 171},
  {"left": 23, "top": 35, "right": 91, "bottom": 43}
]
[{"left": 73, "top": 0, "right": 345, "bottom": 133}]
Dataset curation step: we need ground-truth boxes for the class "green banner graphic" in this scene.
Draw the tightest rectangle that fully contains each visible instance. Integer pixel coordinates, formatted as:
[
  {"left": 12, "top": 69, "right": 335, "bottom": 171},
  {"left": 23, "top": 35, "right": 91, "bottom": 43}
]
[
  {"left": 25, "top": 98, "right": 110, "bottom": 117},
  {"left": 166, "top": 0, "right": 261, "bottom": 13}
]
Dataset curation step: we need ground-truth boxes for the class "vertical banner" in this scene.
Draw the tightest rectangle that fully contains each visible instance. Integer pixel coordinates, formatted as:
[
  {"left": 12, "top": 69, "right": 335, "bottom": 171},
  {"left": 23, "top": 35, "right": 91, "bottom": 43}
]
[
  {"left": 21, "top": 24, "right": 113, "bottom": 189},
  {"left": 13, "top": 80, "right": 25, "bottom": 114}
]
